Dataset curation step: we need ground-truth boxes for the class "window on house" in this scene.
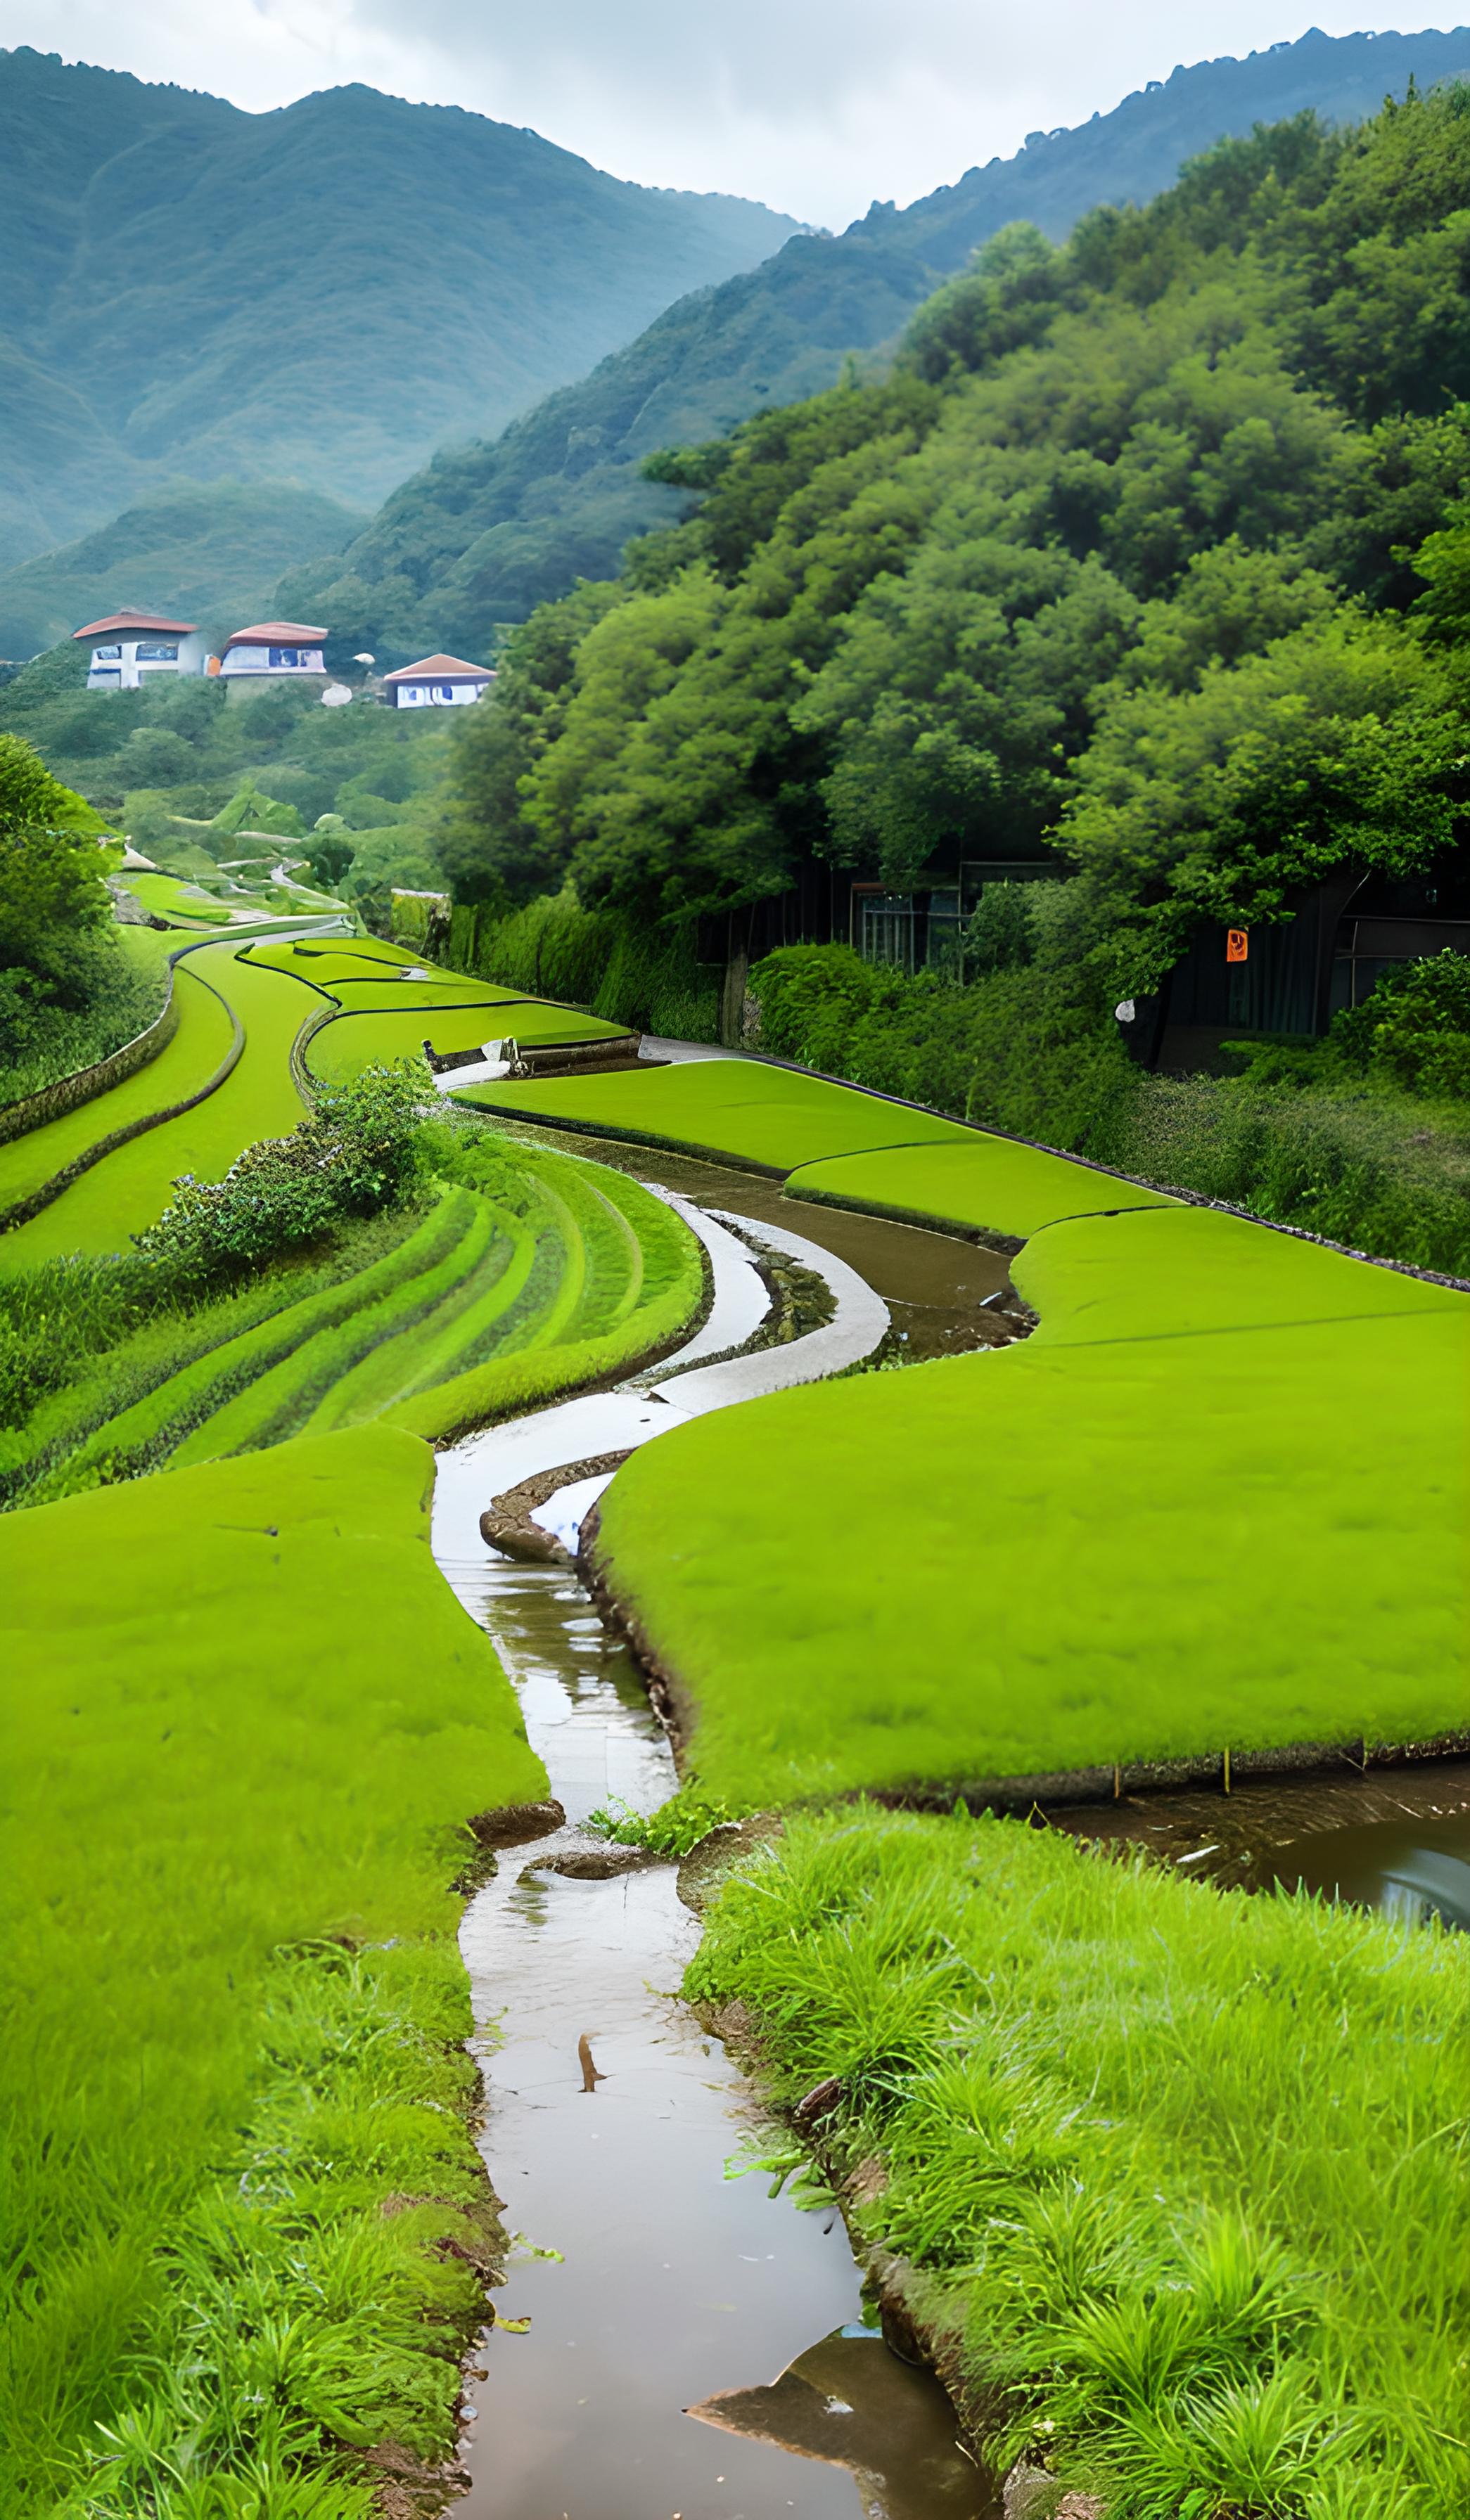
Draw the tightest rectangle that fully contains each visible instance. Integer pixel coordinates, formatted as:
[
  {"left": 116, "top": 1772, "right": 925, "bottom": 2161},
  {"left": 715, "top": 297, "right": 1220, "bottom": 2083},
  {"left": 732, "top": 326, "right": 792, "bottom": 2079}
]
[
  {"left": 437, "top": 684, "right": 454, "bottom": 701},
  {"left": 93, "top": 644, "right": 122, "bottom": 660},
  {"left": 136, "top": 643, "right": 179, "bottom": 662},
  {"left": 269, "top": 647, "right": 301, "bottom": 668}
]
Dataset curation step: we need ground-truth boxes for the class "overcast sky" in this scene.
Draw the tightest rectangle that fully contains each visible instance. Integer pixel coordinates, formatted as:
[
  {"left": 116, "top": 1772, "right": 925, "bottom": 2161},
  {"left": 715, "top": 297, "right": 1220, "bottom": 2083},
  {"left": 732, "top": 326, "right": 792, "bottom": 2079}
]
[{"left": 1, "top": 4, "right": 1455, "bottom": 225}]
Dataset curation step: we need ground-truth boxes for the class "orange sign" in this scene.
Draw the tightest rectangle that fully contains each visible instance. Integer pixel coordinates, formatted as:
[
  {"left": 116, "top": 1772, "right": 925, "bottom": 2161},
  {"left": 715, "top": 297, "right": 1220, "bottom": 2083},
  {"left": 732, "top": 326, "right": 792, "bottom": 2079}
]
[{"left": 1226, "top": 928, "right": 1249, "bottom": 964}]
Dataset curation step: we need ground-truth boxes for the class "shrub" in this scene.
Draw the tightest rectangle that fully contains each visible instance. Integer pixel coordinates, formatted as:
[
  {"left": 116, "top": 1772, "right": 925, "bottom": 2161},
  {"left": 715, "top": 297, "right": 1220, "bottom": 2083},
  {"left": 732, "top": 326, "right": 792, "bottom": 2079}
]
[
  {"left": 134, "top": 1060, "right": 430, "bottom": 1284},
  {"left": 1333, "top": 949, "right": 1470, "bottom": 1096}
]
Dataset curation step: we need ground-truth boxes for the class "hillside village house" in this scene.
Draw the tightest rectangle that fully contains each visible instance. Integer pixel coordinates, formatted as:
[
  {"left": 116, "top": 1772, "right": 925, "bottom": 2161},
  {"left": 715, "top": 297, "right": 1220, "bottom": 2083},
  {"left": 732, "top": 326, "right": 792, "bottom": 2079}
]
[
  {"left": 75, "top": 612, "right": 205, "bottom": 688},
  {"left": 383, "top": 652, "right": 494, "bottom": 708},
  {"left": 217, "top": 621, "right": 329, "bottom": 695}
]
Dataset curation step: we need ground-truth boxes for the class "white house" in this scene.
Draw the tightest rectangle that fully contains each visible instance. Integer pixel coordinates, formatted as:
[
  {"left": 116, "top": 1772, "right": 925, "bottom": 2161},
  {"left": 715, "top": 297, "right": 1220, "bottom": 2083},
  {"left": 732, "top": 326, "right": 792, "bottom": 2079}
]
[
  {"left": 218, "top": 620, "right": 329, "bottom": 693},
  {"left": 74, "top": 612, "right": 205, "bottom": 690},
  {"left": 383, "top": 652, "right": 494, "bottom": 709}
]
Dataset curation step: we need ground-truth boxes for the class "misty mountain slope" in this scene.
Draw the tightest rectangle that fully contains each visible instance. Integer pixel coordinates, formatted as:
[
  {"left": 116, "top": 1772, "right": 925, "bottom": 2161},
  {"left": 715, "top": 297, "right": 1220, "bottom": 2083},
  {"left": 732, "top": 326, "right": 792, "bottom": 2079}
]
[
  {"left": 280, "top": 24, "right": 1470, "bottom": 660},
  {"left": 0, "top": 48, "right": 799, "bottom": 566},
  {"left": 0, "top": 483, "right": 367, "bottom": 661}
]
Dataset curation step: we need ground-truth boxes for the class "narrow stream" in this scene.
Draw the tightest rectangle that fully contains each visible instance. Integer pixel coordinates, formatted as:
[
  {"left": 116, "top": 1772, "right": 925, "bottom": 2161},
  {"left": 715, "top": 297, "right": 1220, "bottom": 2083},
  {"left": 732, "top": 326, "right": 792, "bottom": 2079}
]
[
  {"left": 432, "top": 1162, "right": 996, "bottom": 2520},
  {"left": 428, "top": 1130, "right": 1466, "bottom": 2514}
]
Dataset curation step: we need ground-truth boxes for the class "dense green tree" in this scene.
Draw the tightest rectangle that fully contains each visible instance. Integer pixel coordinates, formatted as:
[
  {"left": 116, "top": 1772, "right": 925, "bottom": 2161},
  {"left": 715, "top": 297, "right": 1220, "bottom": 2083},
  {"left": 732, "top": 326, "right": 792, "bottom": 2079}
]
[
  {"left": 433, "top": 84, "right": 1470, "bottom": 958},
  {"left": 1060, "top": 610, "right": 1460, "bottom": 989},
  {"left": 0, "top": 732, "right": 109, "bottom": 1047}
]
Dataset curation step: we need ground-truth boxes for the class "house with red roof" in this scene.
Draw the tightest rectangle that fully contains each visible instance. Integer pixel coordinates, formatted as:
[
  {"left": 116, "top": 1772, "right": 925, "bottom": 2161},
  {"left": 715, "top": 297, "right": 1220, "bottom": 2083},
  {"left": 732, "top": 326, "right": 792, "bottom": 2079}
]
[
  {"left": 74, "top": 611, "right": 205, "bottom": 690},
  {"left": 218, "top": 620, "right": 329, "bottom": 695},
  {"left": 382, "top": 652, "right": 495, "bottom": 709}
]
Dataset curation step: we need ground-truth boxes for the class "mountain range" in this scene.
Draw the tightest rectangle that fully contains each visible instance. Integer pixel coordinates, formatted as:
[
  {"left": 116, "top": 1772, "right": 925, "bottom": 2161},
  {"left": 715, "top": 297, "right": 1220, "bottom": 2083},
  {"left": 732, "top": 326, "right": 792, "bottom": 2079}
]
[
  {"left": 0, "top": 47, "right": 800, "bottom": 570},
  {"left": 279, "top": 25, "right": 1470, "bottom": 662}
]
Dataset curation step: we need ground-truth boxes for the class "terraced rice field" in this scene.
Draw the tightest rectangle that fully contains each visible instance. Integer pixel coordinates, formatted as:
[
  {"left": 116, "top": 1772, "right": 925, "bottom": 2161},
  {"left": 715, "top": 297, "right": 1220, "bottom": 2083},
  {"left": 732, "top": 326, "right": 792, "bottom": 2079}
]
[
  {"left": 456, "top": 1055, "right": 974, "bottom": 1170},
  {"left": 464, "top": 1052, "right": 1470, "bottom": 1799},
  {"left": 238, "top": 938, "right": 634, "bottom": 1086},
  {"left": 2, "top": 945, "right": 309, "bottom": 1260},
  {"left": 0, "top": 959, "right": 237, "bottom": 1226},
  {"left": 3, "top": 1143, "right": 701, "bottom": 1508}
]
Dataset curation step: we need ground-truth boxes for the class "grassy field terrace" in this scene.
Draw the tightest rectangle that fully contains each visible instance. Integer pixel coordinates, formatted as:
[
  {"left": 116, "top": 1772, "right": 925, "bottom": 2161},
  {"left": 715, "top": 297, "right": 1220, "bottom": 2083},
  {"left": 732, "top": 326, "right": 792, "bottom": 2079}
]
[
  {"left": 464, "top": 1055, "right": 1470, "bottom": 1799},
  {"left": 1, "top": 1428, "right": 547, "bottom": 2514},
  {"left": 689, "top": 1804, "right": 1469, "bottom": 2519}
]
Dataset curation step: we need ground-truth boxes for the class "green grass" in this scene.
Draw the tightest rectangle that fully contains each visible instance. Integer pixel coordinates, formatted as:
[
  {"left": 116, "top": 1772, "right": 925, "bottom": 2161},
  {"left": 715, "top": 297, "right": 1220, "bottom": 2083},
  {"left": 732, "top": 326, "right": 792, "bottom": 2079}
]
[
  {"left": 309, "top": 1000, "right": 630, "bottom": 1087},
  {"left": 689, "top": 1805, "right": 1470, "bottom": 2520},
  {"left": 456, "top": 1055, "right": 976, "bottom": 1171},
  {"left": 1013, "top": 1204, "right": 1467, "bottom": 1343},
  {"left": 120, "top": 873, "right": 236, "bottom": 927},
  {"left": 0, "top": 960, "right": 236, "bottom": 1221},
  {"left": 786, "top": 1134, "right": 1177, "bottom": 1240},
  {"left": 594, "top": 1282, "right": 1469, "bottom": 1804},
  {"left": 2, "top": 946, "right": 312, "bottom": 1261},
  {"left": 0, "top": 1424, "right": 545, "bottom": 2514}
]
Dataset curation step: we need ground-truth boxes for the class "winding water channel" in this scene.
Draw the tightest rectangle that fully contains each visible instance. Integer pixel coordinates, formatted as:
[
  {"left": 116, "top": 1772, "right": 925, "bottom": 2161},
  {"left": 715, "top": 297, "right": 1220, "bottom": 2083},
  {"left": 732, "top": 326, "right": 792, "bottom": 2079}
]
[{"left": 429, "top": 1130, "right": 1470, "bottom": 2517}]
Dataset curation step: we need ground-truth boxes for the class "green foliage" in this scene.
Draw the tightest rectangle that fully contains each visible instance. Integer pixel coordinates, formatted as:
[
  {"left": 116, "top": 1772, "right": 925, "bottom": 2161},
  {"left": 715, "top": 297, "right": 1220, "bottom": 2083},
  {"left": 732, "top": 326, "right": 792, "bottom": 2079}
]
[
  {"left": 0, "top": 1427, "right": 545, "bottom": 2512},
  {"left": 586, "top": 1788, "right": 742, "bottom": 1856},
  {"left": 0, "top": 730, "right": 116, "bottom": 1060},
  {"left": 442, "top": 882, "right": 722, "bottom": 1039},
  {"left": 133, "top": 1061, "right": 429, "bottom": 1286},
  {"left": 689, "top": 1806, "right": 1470, "bottom": 2516},
  {"left": 209, "top": 778, "right": 307, "bottom": 842},
  {"left": 436, "top": 82, "right": 1470, "bottom": 963},
  {"left": 1329, "top": 948, "right": 1470, "bottom": 1095},
  {"left": 0, "top": 924, "right": 170, "bottom": 1106},
  {"left": 1060, "top": 610, "right": 1459, "bottom": 994},
  {"left": 278, "top": 32, "right": 1470, "bottom": 657}
]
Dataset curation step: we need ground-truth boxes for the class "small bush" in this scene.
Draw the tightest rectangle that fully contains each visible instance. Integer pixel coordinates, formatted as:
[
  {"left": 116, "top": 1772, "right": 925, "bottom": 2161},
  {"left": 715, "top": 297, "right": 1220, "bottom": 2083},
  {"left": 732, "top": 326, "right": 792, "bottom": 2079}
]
[{"left": 134, "top": 1060, "right": 430, "bottom": 1285}]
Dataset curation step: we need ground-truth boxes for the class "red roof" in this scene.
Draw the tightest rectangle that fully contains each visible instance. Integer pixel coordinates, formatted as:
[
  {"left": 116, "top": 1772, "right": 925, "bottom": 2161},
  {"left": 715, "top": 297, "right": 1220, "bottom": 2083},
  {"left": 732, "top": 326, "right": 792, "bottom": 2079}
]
[
  {"left": 223, "top": 621, "right": 328, "bottom": 649},
  {"left": 74, "top": 610, "right": 197, "bottom": 640},
  {"left": 383, "top": 652, "right": 494, "bottom": 683}
]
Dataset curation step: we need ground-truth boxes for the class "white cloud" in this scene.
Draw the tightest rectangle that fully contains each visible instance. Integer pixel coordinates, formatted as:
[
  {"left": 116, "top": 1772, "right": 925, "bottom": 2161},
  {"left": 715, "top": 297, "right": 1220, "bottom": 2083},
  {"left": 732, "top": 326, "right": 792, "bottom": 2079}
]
[{"left": 0, "top": 2, "right": 1456, "bottom": 224}]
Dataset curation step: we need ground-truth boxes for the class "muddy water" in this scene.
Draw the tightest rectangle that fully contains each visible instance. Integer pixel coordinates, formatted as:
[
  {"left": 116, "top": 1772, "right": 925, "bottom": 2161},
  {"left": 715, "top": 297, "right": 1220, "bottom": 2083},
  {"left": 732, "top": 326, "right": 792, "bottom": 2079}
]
[
  {"left": 437, "top": 1493, "right": 992, "bottom": 2519},
  {"left": 1047, "top": 1761, "right": 1470, "bottom": 1926}
]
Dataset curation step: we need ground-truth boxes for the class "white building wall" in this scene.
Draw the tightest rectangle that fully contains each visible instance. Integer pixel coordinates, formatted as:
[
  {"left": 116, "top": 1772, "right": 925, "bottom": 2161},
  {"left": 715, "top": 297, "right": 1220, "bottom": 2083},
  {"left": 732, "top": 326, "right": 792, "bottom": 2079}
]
[
  {"left": 87, "top": 629, "right": 206, "bottom": 690},
  {"left": 392, "top": 679, "right": 490, "bottom": 709},
  {"left": 219, "top": 645, "right": 326, "bottom": 678}
]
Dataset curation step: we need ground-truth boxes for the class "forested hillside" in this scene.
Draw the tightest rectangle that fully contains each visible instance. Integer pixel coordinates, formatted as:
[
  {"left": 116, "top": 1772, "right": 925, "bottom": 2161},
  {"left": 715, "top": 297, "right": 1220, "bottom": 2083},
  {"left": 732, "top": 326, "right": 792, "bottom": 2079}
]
[
  {"left": 0, "top": 49, "right": 798, "bottom": 567},
  {"left": 281, "top": 27, "right": 1470, "bottom": 657},
  {"left": 0, "top": 483, "right": 365, "bottom": 661},
  {"left": 428, "top": 86, "right": 1470, "bottom": 1273}
]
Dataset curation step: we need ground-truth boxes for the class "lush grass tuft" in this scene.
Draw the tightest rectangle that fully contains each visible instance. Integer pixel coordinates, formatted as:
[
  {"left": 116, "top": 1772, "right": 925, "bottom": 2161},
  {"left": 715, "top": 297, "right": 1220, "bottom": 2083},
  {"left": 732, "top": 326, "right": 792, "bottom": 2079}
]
[
  {"left": 689, "top": 1806, "right": 1470, "bottom": 2518},
  {"left": 0, "top": 1425, "right": 544, "bottom": 2513}
]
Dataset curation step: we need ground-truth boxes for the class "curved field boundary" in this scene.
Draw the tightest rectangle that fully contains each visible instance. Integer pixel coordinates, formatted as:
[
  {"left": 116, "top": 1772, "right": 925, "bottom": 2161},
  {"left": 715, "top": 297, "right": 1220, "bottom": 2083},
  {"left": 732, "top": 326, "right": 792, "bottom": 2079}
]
[
  {"left": 454, "top": 1058, "right": 973, "bottom": 1176},
  {"left": 530, "top": 1055, "right": 1470, "bottom": 1806},
  {"left": 0, "top": 970, "right": 179, "bottom": 1150},
  {"left": 2, "top": 945, "right": 321, "bottom": 1262},
  {"left": 0, "top": 965, "right": 244, "bottom": 1237},
  {"left": 10, "top": 1199, "right": 466, "bottom": 1503}
]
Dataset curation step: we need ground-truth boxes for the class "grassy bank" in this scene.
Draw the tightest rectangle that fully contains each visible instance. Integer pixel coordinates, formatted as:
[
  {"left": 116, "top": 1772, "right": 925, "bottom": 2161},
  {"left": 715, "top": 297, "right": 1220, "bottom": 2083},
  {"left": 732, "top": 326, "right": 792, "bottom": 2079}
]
[
  {"left": 1, "top": 1128, "right": 703, "bottom": 1506},
  {"left": 468, "top": 1055, "right": 1470, "bottom": 1793},
  {"left": 749, "top": 943, "right": 1470, "bottom": 1280},
  {"left": 688, "top": 1806, "right": 1470, "bottom": 2519},
  {"left": 1, "top": 1425, "right": 547, "bottom": 2514},
  {"left": 0, "top": 925, "right": 172, "bottom": 1114}
]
